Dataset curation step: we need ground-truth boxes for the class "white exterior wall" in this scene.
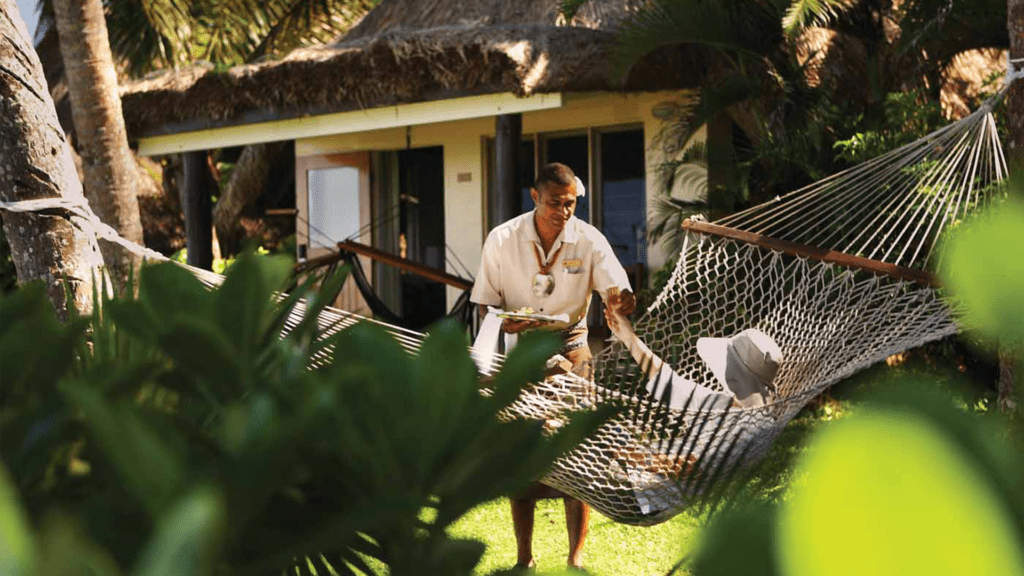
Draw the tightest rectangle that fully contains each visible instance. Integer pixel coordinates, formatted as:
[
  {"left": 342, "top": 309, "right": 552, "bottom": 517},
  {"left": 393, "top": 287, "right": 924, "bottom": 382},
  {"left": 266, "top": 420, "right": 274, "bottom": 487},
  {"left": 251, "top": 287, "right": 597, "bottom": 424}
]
[{"left": 295, "top": 90, "right": 695, "bottom": 309}]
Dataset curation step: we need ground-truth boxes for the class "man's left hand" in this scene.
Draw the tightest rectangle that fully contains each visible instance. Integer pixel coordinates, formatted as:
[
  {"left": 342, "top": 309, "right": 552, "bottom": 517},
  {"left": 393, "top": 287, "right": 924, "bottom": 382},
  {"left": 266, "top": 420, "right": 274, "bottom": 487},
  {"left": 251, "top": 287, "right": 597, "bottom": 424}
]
[
  {"left": 604, "top": 289, "right": 636, "bottom": 332},
  {"left": 606, "top": 289, "right": 636, "bottom": 316}
]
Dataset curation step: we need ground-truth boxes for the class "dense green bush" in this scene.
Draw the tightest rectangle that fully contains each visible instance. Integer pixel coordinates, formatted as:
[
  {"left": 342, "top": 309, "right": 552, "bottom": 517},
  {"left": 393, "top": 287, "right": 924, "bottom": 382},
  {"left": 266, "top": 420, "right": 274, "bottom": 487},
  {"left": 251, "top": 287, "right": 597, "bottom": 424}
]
[{"left": 0, "top": 252, "right": 613, "bottom": 576}]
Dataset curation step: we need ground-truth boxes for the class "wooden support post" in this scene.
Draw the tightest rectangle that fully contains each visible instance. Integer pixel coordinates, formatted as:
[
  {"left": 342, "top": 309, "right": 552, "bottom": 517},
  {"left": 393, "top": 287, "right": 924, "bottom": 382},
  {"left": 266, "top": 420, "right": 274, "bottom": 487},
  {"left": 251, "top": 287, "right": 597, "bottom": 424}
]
[
  {"left": 182, "top": 150, "right": 213, "bottom": 270},
  {"left": 491, "top": 113, "right": 522, "bottom": 230}
]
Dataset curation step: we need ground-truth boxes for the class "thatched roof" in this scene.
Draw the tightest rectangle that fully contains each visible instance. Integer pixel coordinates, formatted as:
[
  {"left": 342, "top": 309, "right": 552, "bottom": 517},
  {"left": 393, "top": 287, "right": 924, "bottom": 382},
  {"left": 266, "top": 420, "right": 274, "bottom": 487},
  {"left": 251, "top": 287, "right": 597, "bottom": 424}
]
[
  {"left": 342, "top": 0, "right": 646, "bottom": 39},
  {"left": 120, "top": 0, "right": 696, "bottom": 138}
]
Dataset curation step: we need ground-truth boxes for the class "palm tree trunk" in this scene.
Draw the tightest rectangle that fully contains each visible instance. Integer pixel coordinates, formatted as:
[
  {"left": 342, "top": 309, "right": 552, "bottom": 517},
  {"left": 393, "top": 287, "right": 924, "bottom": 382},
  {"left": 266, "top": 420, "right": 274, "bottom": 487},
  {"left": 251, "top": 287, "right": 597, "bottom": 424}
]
[
  {"left": 1008, "top": 0, "right": 1024, "bottom": 158},
  {"left": 213, "top": 141, "right": 287, "bottom": 255},
  {"left": 999, "top": 0, "right": 1023, "bottom": 412},
  {"left": 0, "top": 4, "right": 106, "bottom": 318},
  {"left": 53, "top": 0, "right": 143, "bottom": 285}
]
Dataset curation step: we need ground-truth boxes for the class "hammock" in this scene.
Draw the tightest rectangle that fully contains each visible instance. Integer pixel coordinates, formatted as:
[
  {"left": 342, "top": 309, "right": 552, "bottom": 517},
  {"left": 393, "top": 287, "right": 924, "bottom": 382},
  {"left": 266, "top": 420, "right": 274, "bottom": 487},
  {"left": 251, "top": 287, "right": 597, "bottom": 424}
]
[
  {"left": 536, "top": 101, "right": 1008, "bottom": 525},
  {"left": 0, "top": 100, "right": 1007, "bottom": 528}
]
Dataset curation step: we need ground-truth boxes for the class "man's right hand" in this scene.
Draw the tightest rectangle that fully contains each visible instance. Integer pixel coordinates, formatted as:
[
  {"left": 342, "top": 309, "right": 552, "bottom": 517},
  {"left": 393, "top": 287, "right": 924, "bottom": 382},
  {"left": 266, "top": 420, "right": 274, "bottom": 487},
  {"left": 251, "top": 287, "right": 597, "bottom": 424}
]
[{"left": 502, "top": 318, "right": 546, "bottom": 333}]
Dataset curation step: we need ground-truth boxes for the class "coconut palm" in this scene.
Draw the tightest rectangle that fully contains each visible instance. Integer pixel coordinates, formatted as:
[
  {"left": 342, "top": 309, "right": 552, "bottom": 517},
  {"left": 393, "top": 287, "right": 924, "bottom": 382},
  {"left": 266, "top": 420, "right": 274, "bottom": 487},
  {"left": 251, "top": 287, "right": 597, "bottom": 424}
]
[
  {"left": 0, "top": 4, "right": 107, "bottom": 316},
  {"left": 35, "top": 0, "right": 377, "bottom": 78},
  {"left": 609, "top": 0, "right": 1010, "bottom": 256},
  {"left": 35, "top": 0, "right": 378, "bottom": 262},
  {"left": 52, "top": 0, "right": 145, "bottom": 284}
]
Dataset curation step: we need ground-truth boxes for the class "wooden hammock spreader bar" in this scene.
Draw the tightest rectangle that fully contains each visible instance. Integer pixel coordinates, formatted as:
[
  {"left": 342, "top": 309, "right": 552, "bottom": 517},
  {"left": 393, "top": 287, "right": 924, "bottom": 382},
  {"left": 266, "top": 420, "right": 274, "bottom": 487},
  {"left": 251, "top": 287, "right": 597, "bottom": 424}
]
[
  {"left": 295, "top": 250, "right": 349, "bottom": 274},
  {"left": 265, "top": 208, "right": 299, "bottom": 216},
  {"left": 682, "top": 219, "right": 939, "bottom": 287},
  {"left": 337, "top": 240, "right": 474, "bottom": 291}
]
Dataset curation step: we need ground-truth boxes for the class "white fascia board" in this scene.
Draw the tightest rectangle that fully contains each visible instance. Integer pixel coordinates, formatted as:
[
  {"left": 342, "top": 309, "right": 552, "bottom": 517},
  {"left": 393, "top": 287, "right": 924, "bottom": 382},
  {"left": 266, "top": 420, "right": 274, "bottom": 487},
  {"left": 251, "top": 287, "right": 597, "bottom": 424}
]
[{"left": 137, "top": 92, "right": 563, "bottom": 156}]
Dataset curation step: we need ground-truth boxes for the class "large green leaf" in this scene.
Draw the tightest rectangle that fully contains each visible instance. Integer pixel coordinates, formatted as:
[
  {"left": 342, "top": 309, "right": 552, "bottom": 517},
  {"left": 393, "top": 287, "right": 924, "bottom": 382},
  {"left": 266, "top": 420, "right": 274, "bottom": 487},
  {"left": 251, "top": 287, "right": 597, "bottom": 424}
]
[
  {"left": 408, "top": 318, "right": 478, "bottom": 480},
  {"left": 941, "top": 198, "right": 1024, "bottom": 348},
  {"left": 131, "top": 487, "right": 225, "bottom": 576},
  {"left": 137, "top": 262, "right": 216, "bottom": 331},
  {"left": 105, "top": 0, "right": 196, "bottom": 77},
  {"left": 33, "top": 512, "right": 124, "bottom": 576},
  {"left": 60, "top": 385, "right": 185, "bottom": 518},
  {"left": 0, "top": 283, "right": 86, "bottom": 405},
  {"left": 484, "top": 331, "right": 560, "bottom": 410},
  {"left": 0, "top": 465, "right": 35, "bottom": 576},
  {"left": 215, "top": 251, "right": 293, "bottom": 362},
  {"left": 778, "top": 404, "right": 1024, "bottom": 576},
  {"left": 156, "top": 319, "right": 246, "bottom": 398}
]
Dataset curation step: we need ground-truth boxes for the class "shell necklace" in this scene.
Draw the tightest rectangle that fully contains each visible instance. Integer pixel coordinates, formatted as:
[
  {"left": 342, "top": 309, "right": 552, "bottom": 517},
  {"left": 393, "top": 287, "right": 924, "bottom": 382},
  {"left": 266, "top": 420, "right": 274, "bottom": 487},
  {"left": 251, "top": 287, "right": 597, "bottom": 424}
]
[{"left": 532, "top": 243, "right": 563, "bottom": 297}]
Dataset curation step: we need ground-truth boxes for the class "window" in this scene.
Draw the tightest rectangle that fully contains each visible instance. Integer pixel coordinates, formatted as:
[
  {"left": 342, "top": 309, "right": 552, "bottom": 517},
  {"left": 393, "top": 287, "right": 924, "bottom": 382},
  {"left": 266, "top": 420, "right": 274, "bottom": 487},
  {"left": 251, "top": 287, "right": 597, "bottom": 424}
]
[
  {"left": 307, "top": 166, "right": 361, "bottom": 249},
  {"left": 488, "top": 126, "right": 646, "bottom": 265},
  {"left": 597, "top": 129, "right": 646, "bottom": 267},
  {"left": 538, "top": 133, "right": 590, "bottom": 223}
]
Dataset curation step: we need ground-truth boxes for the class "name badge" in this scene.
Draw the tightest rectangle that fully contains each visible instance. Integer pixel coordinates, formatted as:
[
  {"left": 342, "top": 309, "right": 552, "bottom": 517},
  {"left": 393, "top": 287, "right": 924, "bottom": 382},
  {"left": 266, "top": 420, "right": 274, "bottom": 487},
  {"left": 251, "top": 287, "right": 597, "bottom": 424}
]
[{"left": 562, "top": 259, "right": 583, "bottom": 274}]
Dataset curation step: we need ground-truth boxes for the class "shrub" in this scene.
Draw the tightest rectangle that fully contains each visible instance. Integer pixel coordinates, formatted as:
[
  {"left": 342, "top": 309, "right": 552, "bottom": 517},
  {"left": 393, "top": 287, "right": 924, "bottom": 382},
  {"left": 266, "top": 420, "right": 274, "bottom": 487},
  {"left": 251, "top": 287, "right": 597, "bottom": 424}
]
[{"left": 0, "top": 252, "right": 612, "bottom": 576}]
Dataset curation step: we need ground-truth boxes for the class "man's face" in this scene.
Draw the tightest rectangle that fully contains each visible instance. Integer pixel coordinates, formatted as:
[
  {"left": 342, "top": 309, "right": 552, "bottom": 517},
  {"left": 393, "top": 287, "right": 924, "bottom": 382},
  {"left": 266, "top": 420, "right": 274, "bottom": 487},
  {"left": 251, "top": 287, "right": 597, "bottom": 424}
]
[{"left": 531, "top": 182, "right": 577, "bottom": 234}]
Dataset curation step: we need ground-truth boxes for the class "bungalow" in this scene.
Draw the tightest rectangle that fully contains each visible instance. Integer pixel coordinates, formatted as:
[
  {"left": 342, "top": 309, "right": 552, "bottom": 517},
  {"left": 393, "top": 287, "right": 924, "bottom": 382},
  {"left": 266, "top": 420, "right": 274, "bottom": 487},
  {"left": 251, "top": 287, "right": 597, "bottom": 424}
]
[{"left": 120, "top": 0, "right": 703, "bottom": 329}]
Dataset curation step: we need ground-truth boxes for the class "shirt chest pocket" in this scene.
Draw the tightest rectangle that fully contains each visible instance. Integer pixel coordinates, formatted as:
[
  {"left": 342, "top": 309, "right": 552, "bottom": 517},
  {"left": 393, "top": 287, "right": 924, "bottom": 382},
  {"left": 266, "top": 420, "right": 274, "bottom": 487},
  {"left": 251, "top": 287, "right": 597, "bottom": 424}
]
[{"left": 562, "top": 258, "right": 584, "bottom": 275}]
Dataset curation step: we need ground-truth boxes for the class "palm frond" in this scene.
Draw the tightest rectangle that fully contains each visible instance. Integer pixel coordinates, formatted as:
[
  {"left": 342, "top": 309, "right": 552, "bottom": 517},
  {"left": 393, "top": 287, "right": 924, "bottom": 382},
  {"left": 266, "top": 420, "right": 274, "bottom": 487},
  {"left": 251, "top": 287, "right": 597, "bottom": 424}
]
[
  {"left": 648, "top": 137, "right": 710, "bottom": 258},
  {"left": 249, "top": 0, "right": 377, "bottom": 61},
  {"left": 196, "top": 0, "right": 268, "bottom": 66},
  {"left": 781, "top": 0, "right": 858, "bottom": 37},
  {"left": 615, "top": 0, "right": 788, "bottom": 79},
  {"left": 894, "top": 0, "right": 1007, "bottom": 60},
  {"left": 103, "top": 0, "right": 196, "bottom": 77}
]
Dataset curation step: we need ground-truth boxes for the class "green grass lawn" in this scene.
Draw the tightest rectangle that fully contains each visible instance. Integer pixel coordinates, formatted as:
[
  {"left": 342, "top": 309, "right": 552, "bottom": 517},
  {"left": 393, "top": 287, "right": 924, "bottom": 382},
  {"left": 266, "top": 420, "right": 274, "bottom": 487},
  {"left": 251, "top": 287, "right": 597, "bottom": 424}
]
[
  {"left": 449, "top": 497, "right": 701, "bottom": 575},
  {"left": 448, "top": 337, "right": 1005, "bottom": 576},
  {"left": 445, "top": 396, "right": 832, "bottom": 576}
]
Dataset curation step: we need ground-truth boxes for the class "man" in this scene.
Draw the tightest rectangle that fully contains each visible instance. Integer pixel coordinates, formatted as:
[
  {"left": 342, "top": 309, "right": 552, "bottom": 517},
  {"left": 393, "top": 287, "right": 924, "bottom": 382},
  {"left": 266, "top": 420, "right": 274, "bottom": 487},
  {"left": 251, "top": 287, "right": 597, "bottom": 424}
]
[{"left": 471, "top": 162, "right": 637, "bottom": 569}]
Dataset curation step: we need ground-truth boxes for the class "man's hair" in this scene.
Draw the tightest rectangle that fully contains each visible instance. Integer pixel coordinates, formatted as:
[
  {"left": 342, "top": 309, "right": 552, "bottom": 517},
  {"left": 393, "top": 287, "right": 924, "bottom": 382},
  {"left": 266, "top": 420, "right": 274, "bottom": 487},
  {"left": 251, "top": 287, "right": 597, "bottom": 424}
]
[{"left": 534, "top": 162, "right": 576, "bottom": 194}]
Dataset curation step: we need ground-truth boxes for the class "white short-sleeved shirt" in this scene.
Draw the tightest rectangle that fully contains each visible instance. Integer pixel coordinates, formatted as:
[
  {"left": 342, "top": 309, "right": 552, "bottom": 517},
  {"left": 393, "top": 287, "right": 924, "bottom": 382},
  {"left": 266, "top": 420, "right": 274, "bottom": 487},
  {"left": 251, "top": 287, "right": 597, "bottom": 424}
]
[{"left": 471, "top": 211, "right": 633, "bottom": 332}]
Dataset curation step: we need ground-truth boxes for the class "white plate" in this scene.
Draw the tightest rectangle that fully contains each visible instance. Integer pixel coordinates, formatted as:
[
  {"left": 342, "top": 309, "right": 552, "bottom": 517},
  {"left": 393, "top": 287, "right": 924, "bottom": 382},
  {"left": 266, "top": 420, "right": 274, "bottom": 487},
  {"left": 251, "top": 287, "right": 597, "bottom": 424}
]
[{"left": 488, "top": 307, "right": 570, "bottom": 324}]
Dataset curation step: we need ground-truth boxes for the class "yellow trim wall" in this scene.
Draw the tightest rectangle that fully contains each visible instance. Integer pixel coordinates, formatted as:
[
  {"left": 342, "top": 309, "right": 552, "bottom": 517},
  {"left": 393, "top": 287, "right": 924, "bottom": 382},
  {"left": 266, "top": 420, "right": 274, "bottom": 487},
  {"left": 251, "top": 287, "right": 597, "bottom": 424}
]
[{"left": 295, "top": 90, "right": 697, "bottom": 309}]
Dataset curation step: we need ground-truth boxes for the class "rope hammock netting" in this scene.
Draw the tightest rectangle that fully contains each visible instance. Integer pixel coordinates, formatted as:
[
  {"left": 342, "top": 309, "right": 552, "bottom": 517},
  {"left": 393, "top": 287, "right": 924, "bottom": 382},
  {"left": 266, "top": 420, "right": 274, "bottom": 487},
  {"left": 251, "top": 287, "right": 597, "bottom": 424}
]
[
  {"left": 551, "top": 100, "right": 1008, "bottom": 524},
  {"left": 0, "top": 97, "right": 1009, "bottom": 527}
]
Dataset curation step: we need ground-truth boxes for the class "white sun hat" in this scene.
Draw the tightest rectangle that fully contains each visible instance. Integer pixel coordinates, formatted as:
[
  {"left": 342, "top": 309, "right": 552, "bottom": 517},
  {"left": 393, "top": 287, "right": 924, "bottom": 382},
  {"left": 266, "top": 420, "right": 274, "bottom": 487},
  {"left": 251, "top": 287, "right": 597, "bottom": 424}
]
[{"left": 696, "top": 328, "right": 783, "bottom": 408}]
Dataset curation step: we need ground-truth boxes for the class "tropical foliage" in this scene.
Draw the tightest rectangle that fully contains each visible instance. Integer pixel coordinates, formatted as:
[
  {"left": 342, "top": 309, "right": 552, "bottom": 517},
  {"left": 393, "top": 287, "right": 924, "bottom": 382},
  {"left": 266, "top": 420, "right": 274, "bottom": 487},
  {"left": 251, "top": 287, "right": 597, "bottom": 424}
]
[
  {"left": 0, "top": 253, "right": 612, "bottom": 576},
  {"left": 36, "top": 0, "right": 380, "bottom": 77},
  {"left": 618, "top": 0, "right": 1010, "bottom": 256},
  {"left": 687, "top": 383, "right": 1023, "bottom": 576}
]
